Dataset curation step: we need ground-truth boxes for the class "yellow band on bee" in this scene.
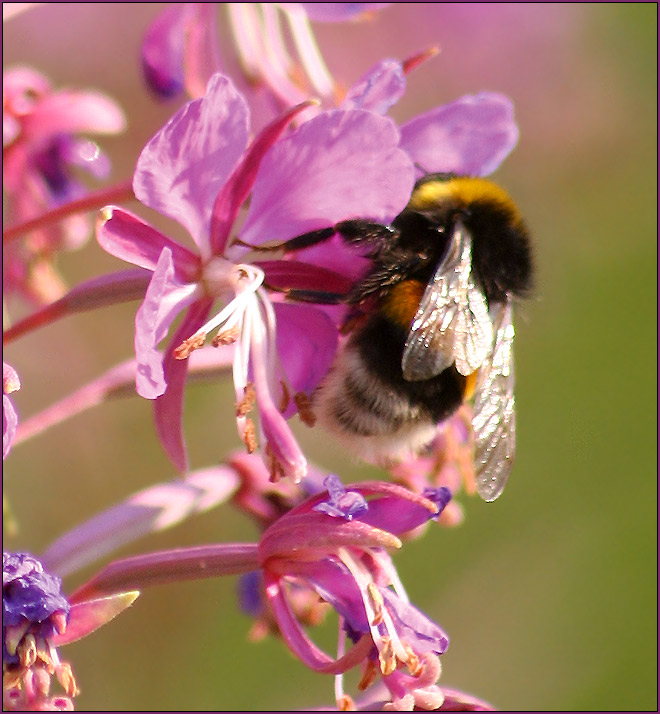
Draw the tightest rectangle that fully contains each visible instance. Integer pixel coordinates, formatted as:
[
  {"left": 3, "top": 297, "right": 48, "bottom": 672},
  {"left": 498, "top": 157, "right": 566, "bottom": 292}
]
[{"left": 409, "top": 177, "right": 524, "bottom": 227}]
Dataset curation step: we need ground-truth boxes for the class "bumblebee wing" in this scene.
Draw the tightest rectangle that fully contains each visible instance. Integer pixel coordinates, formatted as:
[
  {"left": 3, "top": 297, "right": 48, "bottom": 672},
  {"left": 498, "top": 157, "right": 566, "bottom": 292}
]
[
  {"left": 471, "top": 300, "right": 516, "bottom": 502},
  {"left": 401, "top": 222, "right": 492, "bottom": 381},
  {"left": 453, "top": 268, "right": 493, "bottom": 376}
]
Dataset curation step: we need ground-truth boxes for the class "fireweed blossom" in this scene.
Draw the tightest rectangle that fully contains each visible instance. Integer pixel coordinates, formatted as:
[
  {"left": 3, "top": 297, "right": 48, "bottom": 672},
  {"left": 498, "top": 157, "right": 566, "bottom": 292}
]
[
  {"left": 2, "top": 552, "right": 138, "bottom": 711},
  {"left": 141, "top": 3, "right": 390, "bottom": 109},
  {"left": 64, "top": 475, "right": 454, "bottom": 711},
  {"left": 256, "top": 475, "right": 453, "bottom": 710},
  {"left": 96, "top": 71, "right": 416, "bottom": 477},
  {"left": 2, "top": 66, "right": 126, "bottom": 305}
]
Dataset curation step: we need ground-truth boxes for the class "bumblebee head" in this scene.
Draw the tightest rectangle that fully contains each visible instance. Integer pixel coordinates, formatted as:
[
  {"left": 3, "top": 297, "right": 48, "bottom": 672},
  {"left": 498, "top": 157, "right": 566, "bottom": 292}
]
[{"left": 403, "top": 175, "right": 533, "bottom": 303}]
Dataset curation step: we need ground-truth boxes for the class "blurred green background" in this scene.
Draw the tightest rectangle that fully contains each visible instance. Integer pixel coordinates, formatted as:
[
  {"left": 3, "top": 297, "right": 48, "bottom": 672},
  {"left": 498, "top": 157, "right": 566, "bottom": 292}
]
[{"left": 3, "top": 3, "right": 657, "bottom": 711}]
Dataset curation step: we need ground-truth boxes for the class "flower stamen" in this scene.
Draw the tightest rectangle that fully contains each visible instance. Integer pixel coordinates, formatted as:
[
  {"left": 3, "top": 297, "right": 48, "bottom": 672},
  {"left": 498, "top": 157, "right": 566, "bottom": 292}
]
[
  {"left": 174, "top": 332, "right": 207, "bottom": 359},
  {"left": 236, "top": 383, "right": 256, "bottom": 418},
  {"left": 294, "top": 392, "right": 316, "bottom": 426}
]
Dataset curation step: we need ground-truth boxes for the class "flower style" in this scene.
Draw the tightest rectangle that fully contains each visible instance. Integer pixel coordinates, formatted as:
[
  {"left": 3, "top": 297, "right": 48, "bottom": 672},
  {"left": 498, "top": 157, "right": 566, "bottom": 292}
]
[
  {"left": 142, "top": 3, "right": 390, "bottom": 110},
  {"left": 2, "top": 67, "right": 126, "bottom": 305},
  {"left": 3, "top": 363, "right": 21, "bottom": 461},
  {"left": 2, "top": 552, "right": 137, "bottom": 711},
  {"left": 96, "top": 71, "right": 415, "bottom": 477}
]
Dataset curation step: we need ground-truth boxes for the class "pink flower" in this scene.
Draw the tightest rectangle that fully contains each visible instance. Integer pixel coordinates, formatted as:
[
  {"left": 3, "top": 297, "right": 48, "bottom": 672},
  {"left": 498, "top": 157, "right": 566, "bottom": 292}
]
[
  {"left": 2, "top": 552, "right": 137, "bottom": 712},
  {"left": 258, "top": 476, "right": 453, "bottom": 710},
  {"left": 96, "top": 71, "right": 415, "bottom": 477},
  {"left": 142, "top": 3, "right": 390, "bottom": 110},
  {"left": 2, "top": 67, "right": 125, "bottom": 305}
]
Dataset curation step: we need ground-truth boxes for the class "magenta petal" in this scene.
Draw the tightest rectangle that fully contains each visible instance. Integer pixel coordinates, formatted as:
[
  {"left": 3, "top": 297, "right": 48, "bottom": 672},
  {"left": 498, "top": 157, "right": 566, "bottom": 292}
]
[
  {"left": 153, "top": 297, "right": 214, "bottom": 472},
  {"left": 274, "top": 303, "right": 338, "bottom": 399},
  {"left": 141, "top": 4, "right": 190, "bottom": 98},
  {"left": 342, "top": 58, "right": 406, "bottom": 114},
  {"left": 97, "top": 206, "right": 200, "bottom": 281},
  {"left": 133, "top": 73, "right": 250, "bottom": 249},
  {"left": 400, "top": 92, "right": 519, "bottom": 177},
  {"left": 52, "top": 592, "right": 139, "bottom": 647},
  {"left": 241, "top": 109, "right": 415, "bottom": 244},
  {"left": 134, "top": 248, "right": 199, "bottom": 399},
  {"left": 359, "top": 497, "right": 438, "bottom": 534}
]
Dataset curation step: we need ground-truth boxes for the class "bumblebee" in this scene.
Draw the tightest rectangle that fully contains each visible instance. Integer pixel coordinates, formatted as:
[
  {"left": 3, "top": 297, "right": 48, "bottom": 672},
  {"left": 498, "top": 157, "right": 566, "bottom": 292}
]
[{"left": 268, "top": 174, "right": 533, "bottom": 501}]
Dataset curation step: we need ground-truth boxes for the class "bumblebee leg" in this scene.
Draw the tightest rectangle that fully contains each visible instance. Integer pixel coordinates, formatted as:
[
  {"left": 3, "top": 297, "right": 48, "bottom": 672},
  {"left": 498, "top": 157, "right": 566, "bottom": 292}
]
[
  {"left": 264, "top": 220, "right": 399, "bottom": 254},
  {"left": 284, "top": 289, "right": 346, "bottom": 304},
  {"left": 335, "top": 219, "right": 399, "bottom": 252}
]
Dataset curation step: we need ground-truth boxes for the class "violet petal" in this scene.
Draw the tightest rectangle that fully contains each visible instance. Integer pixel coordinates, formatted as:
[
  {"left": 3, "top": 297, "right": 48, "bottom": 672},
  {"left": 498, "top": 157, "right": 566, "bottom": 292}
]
[
  {"left": 400, "top": 92, "right": 519, "bottom": 177},
  {"left": 342, "top": 58, "right": 406, "bottom": 114},
  {"left": 133, "top": 73, "right": 250, "bottom": 250},
  {"left": 241, "top": 109, "right": 415, "bottom": 245}
]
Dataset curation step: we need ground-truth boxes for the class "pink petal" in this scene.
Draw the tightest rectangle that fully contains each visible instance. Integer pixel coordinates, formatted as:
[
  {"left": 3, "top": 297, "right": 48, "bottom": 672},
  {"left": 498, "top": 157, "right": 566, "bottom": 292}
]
[
  {"left": 96, "top": 206, "right": 200, "bottom": 281},
  {"left": 263, "top": 572, "right": 374, "bottom": 673},
  {"left": 274, "top": 302, "right": 338, "bottom": 398},
  {"left": 153, "top": 297, "right": 214, "bottom": 472},
  {"left": 241, "top": 109, "right": 415, "bottom": 244},
  {"left": 22, "top": 90, "right": 126, "bottom": 140},
  {"left": 342, "top": 58, "right": 406, "bottom": 114},
  {"left": 400, "top": 92, "right": 519, "bottom": 177},
  {"left": 52, "top": 591, "right": 139, "bottom": 646},
  {"left": 40, "top": 466, "right": 241, "bottom": 578},
  {"left": 133, "top": 73, "right": 250, "bottom": 250},
  {"left": 134, "top": 248, "right": 199, "bottom": 399},
  {"left": 258, "top": 259, "right": 354, "bottom": 294}
]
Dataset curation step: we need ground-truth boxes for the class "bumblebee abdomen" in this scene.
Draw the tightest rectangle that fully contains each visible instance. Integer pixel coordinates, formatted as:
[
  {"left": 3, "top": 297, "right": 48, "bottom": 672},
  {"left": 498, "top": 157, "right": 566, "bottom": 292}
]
[{"left": 313, "top": 314, "right": 466, "bottom": 463}]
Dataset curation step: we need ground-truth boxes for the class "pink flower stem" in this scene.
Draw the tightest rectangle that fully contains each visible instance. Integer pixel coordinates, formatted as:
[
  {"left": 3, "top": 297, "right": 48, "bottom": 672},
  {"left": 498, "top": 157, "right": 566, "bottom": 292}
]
[{"left": 2, "top": 178, "right": 135, "bottom": 244}]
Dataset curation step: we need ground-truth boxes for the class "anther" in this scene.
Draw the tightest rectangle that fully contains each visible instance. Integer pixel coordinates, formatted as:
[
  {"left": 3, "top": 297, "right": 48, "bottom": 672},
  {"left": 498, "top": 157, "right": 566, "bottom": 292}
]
[
  {"left": 236, "top": 383, "right": 256, "bottom": 417},
  {"left": 212, "top": 326, "right": 240, "bottom": 346},
  {"left": 403, "top": 641, "right": 422, "bottom": 676},
  {"left": 56, "top": 662, "right": 80, "bottom": 697},
  {"left": 242, "top": 419, "right": 258, "bottom": 453},
  {"left": 378, "top": 636, "right": 397, "bottom": 675},
  {"left": 174, "top": 332, "right": 207, "bottom": 359},
  {"left": 17, "top": 634, "right": 37, "bottom": 669},
  {"left": 278, "top": 381, "right": 290, "bottom": 413},
  {"left": 294, "top": 392, "right": 317, "bottom": 427}
]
